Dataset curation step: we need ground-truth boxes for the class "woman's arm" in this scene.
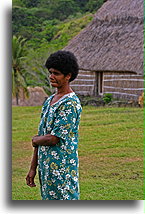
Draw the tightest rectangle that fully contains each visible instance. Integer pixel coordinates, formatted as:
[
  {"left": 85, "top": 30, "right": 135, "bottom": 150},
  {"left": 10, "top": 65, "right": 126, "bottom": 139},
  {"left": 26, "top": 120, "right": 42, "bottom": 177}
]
[
  {"left": 32, "top": 134, "right": 59, "bottom": 147},
  {"left": 26, "top": 147, "right": 38, "bottom": 187}
]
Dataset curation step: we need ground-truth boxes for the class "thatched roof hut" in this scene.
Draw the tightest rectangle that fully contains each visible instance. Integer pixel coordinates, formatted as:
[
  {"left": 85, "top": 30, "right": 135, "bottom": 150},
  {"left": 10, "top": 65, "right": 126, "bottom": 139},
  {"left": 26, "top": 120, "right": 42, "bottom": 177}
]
[
  {"left": 64, "top": 0, "right": 144, "bottom": 100},
  {"left": 64, "top": 0, "right": 143, "bottom": 74}
]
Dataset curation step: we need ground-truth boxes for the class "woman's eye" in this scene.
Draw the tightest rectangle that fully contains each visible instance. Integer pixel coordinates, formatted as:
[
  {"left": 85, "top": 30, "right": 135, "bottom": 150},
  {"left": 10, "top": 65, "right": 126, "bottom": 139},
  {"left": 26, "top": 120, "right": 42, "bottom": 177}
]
[
  {"left": 48, "top": 70, "right": 60, "bottom": 76},
  {"left": 53, "top": 72, "right": 60, "bottom": 75}
]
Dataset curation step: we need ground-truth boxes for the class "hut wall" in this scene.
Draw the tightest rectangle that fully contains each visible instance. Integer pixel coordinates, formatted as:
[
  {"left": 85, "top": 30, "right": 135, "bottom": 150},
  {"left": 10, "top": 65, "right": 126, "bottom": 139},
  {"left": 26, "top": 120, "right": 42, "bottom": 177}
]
[
  {"left": 103, "top": 72, "right": 144, "bottom": 101},
  {"left": 70, "top": 70, "right": 95, "bottom": 96},
  {"left": 71, "top": 70, "right": 144, "bottom": 101}
]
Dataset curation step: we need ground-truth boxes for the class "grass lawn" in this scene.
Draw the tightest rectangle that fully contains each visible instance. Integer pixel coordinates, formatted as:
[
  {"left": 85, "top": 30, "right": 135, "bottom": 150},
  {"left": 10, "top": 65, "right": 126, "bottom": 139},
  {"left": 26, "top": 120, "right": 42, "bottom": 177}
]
[{"left": 12, "top": 106, "right": 144, "bottom": 200}]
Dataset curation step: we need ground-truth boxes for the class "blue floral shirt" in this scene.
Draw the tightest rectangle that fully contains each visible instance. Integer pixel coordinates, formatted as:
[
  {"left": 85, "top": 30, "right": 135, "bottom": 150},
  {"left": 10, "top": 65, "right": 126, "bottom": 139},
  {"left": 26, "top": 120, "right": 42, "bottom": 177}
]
[{"left": 37, "top": 92, "right": 82, "bottom": 200}]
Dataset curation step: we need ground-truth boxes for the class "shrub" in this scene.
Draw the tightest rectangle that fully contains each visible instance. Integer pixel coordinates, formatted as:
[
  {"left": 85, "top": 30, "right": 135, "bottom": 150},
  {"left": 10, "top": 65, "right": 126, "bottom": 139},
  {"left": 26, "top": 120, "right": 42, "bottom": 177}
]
[{"left": 103, "top": 93, "right": 113, "bottom": 104}]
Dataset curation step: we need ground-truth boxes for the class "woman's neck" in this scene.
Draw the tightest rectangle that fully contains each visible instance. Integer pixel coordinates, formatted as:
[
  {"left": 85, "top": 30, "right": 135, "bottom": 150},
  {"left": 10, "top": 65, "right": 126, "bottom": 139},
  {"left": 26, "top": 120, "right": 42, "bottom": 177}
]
[{"left": 56, "top": 85, "right": 73, "bottom": 96}]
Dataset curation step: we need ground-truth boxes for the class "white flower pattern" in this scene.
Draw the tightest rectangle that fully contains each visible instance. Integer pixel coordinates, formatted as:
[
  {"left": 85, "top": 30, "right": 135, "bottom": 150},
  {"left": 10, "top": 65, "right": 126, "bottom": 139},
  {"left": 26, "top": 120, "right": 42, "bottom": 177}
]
[{"left": 38, "top": 92, "right": 82, "bottom": 200}]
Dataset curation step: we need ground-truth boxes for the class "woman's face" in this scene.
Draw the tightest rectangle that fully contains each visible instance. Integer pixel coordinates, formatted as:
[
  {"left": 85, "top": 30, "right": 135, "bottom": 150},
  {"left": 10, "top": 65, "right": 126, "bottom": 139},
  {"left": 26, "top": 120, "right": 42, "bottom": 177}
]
[{"left": 48, "top": 68, "right": 71, "bottom": 88}]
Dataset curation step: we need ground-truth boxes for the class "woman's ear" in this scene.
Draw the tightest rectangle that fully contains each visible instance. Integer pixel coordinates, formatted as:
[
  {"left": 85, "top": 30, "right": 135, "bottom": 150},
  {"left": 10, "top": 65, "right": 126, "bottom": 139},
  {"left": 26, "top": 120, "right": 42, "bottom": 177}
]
[{"left": 66, "top": 73, "right": 72, "bottom": 82}]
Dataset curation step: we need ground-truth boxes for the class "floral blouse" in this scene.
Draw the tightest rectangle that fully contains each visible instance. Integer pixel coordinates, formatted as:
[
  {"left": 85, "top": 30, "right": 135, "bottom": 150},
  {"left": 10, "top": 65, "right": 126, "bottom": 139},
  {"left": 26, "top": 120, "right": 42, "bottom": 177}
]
[{"left": 37, "top": 92, "right": 82, "bottom": 200}]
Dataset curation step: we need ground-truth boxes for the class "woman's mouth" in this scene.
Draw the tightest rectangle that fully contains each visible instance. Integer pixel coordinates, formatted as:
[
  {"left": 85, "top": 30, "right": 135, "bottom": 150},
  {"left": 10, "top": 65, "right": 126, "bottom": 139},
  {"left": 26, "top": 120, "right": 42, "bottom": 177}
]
[
  {"left": 50, "top": 81, "right": 58, "bottom": 86},
  {"left": 50, "top": 80, "right": 56, "bottom": 83}
]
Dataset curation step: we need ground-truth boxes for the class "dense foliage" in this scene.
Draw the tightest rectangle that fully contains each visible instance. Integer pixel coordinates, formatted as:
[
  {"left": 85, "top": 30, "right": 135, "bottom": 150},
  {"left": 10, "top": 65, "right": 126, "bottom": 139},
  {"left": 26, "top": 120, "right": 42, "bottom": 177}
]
[
  {"left": 12, "top": 0, "right": 104, "bottom": 41},
  {"left": 12, "top": 0, "right": 104, "bottom": 95}
]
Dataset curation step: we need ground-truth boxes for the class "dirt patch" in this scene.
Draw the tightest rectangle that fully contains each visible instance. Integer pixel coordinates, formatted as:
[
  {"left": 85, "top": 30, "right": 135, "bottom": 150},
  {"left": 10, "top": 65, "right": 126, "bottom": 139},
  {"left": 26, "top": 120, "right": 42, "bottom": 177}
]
[{"left": 120, "top": 157, "right": 143, "bottom": 163}]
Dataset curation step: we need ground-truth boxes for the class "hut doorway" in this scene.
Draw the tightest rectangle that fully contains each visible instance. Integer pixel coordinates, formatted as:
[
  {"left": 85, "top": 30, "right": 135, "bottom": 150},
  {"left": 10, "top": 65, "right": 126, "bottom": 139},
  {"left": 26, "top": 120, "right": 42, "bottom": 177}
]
[{"left": 94, "top": 72, "right": 104, "bottom": 96}]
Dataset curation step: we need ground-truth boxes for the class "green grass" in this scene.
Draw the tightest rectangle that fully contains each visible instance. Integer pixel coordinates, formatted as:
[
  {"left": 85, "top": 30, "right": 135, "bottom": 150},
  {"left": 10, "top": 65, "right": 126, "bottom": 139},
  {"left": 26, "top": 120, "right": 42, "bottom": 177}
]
[{"left": 12, "top": 106, "right": 144, "bottom": 200}]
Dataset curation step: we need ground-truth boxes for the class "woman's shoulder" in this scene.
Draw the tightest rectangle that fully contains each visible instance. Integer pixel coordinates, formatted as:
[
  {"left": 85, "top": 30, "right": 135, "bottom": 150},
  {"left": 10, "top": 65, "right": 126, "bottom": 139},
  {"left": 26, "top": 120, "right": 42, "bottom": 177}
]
[
  {"left": 62, "top": 92, "right": 81, "bottom": 104},
  {"left": 58, "top": 93, "right": 82, "bottom": 112}
]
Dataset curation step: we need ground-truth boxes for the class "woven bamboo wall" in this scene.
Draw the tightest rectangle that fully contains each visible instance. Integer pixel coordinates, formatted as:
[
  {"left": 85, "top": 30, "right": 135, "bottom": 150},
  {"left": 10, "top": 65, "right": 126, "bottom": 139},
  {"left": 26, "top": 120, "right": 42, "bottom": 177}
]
[
  {"left": 71, "top": 70, "right": 144, "bottom": 101},
  {"left": 103, "top": 72, "right": 144, "bottom": 100},
  {"left": 70, "top": 70, "right": 95, "bottom": 96}
]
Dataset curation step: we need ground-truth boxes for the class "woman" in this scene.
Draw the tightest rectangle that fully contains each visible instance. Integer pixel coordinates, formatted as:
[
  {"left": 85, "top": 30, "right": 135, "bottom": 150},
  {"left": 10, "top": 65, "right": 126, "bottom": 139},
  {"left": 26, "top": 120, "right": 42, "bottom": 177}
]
[{"left": 26, "top": 50, "right": 82, "bottom": 200}]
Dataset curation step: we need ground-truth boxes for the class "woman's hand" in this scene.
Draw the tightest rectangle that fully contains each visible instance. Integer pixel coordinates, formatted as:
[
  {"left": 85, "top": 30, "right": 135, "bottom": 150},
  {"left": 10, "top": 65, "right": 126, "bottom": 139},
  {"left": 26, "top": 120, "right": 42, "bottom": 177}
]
[
  {"left": 32, "top": 135, "right": 39, "bottom": 147},
  {"left": 26, "top": 169, "right": 37, "bottom": 187},
  {"left": 26, "top": 147, "right": 38, "bottom": 187}
]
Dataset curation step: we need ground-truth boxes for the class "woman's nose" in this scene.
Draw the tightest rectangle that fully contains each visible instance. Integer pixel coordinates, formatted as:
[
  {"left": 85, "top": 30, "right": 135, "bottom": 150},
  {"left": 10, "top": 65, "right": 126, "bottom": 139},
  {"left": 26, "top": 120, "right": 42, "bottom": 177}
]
[{"left": 49, "top": 73, "right": 54, "bottom": 79}]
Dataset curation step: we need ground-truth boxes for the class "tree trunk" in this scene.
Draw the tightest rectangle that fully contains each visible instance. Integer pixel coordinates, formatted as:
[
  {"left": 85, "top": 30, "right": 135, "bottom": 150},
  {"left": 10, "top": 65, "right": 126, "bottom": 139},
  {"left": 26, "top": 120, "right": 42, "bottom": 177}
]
[{"left": 16, "top": 92, "right": 19, "bottom": 105}]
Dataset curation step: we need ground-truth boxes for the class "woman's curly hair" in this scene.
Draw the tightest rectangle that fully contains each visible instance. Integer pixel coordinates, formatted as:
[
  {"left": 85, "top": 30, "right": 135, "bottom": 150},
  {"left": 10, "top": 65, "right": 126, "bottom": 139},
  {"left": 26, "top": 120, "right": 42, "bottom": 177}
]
[{"left": 45, "top": 50, "right": 79, "bottom": 82}]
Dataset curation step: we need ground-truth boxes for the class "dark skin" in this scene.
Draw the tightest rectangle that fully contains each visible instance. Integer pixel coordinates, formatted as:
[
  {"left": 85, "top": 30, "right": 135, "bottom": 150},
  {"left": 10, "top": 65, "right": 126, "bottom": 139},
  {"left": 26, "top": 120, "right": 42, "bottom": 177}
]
[{"left": 26, "top": 68, "right": 73, "bottom": 187}]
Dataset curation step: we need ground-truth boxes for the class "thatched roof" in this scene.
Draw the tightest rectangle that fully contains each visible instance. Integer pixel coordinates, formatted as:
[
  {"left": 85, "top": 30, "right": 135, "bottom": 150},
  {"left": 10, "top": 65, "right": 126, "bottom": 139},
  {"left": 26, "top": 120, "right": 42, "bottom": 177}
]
[{"left": 64, "top": 0, "right": 143, "bottom": 74}]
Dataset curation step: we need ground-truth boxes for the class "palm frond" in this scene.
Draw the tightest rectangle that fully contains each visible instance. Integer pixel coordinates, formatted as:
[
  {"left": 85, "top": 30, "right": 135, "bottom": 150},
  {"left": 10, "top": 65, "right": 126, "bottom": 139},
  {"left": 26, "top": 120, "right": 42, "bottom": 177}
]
[{"left": 12, "top": 35, "right": 28, "bottom": 104}]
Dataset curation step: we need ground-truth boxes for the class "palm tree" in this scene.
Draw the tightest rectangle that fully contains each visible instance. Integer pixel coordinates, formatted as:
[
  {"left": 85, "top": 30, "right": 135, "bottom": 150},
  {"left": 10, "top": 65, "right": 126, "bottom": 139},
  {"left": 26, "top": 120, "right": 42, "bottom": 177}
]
[{"left": 12, "top": 35, "right": 29, "bottom": 105}]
